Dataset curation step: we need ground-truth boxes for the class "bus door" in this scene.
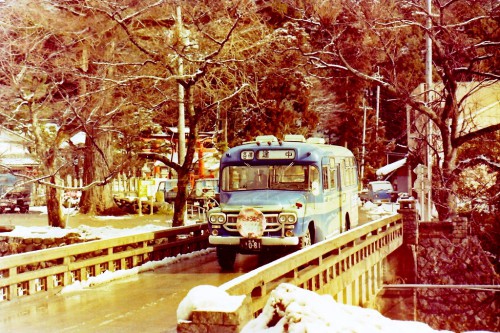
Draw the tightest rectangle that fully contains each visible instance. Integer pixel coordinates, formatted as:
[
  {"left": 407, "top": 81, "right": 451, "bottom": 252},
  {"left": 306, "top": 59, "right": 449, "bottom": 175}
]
[
  {"left": 323, "top": 157, "right": 338, "bottom": 236},
  {"left": 336, "top": 161, "right": 344, "bottom": 232},
  {"left": 308, "top": 165, "right": 320, "bottom": 208}
]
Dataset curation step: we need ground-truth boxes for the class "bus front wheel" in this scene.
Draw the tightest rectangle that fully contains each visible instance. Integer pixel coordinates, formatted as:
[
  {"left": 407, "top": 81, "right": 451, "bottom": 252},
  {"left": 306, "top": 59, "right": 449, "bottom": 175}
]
[
  {"left": 344, "top": 214, "right": 351, "bottom": 232},
  {"left": 298, "top": 227, "right": 313, "bottom": 250},
  {"left": 216, "top": 246, "right": 237, "bottom": 270}
]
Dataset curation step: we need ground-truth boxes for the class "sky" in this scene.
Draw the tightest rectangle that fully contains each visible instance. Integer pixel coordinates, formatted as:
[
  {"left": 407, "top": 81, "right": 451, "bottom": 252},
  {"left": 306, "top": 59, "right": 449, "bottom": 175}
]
[{"left": 2, "top": 202, "right": 494, "bottom": 332}]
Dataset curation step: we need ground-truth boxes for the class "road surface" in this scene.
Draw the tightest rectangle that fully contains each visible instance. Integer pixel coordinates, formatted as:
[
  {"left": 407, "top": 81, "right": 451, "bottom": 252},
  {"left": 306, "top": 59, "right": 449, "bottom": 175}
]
[
  {"left": 0, "top": 205, "right": 383, "bottom": 332},
  {"left": 0, "top": 249, "right": 261, "bottom": 333}
]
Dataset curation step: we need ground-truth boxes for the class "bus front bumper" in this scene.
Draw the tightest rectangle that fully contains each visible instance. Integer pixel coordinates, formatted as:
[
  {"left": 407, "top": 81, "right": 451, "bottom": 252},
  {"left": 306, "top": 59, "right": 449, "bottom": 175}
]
[{"left": 209, "top": 236, "right": 299, "bottom": 246}]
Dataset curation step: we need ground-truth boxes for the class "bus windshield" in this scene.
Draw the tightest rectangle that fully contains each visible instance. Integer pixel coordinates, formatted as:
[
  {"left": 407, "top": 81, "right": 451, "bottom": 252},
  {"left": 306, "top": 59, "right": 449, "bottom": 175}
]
[{"left": 221, "top": 164, "right": 319, "bottom": 192}]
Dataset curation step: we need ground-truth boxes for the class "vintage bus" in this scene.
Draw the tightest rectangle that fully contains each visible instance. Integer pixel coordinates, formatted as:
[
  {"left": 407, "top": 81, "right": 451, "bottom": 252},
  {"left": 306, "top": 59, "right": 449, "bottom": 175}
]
[{"left": 207, "top": 135, "right": 359, "bottom": 269}]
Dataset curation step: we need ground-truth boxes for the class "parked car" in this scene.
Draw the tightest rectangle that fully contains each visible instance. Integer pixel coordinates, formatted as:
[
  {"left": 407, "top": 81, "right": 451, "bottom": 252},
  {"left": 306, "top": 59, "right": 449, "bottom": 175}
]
[
  {"left": 189, "top": 178, "right": 219, "bottom": 207},
  {"left": 0, "top": 189, "right": 31, "bottom": 213},
  {"left": 367, "top": 181, "right": 395, "bottom": 204},
  {"left": 156, "top": 179, "right": 180, "bottom": 203},
  {"left": 359, "top": 188, "right": 369, "bottom": 203}
]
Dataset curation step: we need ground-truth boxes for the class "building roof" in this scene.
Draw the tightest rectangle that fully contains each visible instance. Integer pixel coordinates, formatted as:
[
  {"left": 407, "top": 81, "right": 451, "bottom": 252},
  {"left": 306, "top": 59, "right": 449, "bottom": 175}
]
[
  {"left": 376, "top": 158, "right": 407, "bottom": 177},
  {"left": 412, "top": 81, "right": 500, "bottom": 132},
  {"left": 0, "top": 126, "right": 38, "bottom": 167}
]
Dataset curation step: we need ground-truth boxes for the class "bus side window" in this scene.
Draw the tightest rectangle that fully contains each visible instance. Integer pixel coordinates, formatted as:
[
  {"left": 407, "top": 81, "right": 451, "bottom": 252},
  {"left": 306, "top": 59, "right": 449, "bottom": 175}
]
[
  {"left": 309, "top": 166, "right": 320, "bottom": 195},
  {"left": 329, "top": 158, "right": 336, "bottom": 190},
  {"left": 340, "top": 160, "right": 346, "bottom": 189},
  {"left": 322, "top": 166, "right": 329, "bottom": 190}
]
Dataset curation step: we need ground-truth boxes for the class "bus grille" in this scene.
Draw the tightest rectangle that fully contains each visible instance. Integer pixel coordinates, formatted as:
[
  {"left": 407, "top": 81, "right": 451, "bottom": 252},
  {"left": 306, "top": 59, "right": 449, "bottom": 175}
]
[{"left": 224, "top": 213, "right": 281, "bottom": 232}]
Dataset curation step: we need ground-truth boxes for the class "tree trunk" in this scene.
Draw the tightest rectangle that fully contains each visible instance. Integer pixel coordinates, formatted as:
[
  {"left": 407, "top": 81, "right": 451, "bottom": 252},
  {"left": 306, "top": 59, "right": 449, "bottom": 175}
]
[
  {"left": 172, "top": 167, "right": 190, "bottom": 227},
  {"left": 79, "top": 131, "right": 117, "bottom": 215},
  {"left": 46, "top": 177, "right": 64, "bottom": 228},
  {"left": 434, "top": 139, "right": 459, "bottom": 221},
  {"left": 172, "top": 85, "right": 199, "bottom": 227}
]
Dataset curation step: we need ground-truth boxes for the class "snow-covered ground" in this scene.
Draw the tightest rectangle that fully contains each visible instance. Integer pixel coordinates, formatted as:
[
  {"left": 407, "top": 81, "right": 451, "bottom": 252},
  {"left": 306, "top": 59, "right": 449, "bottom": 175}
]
[
  {"left": 0, "top": 205, "right": 197, "bottom": 239},
  {"left": 0, "top": 201, "right": 400, "bottom": 239}
]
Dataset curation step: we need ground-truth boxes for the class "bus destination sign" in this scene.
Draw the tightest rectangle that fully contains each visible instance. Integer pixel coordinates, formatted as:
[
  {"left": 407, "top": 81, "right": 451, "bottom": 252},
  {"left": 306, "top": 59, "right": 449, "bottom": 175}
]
[
  {"left": 240, "top": 150, "right": 255, "bottom": 160},
  {"left": 257, "top": 149, "right": 295, "bottom": 160}
]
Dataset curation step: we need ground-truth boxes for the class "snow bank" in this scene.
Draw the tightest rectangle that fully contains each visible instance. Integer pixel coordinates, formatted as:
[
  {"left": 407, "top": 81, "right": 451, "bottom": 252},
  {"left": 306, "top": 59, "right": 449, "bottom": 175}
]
[
  {"left": 242, "top": 283, "right": 453, "bottom": 333},
  {"left": 177, "top": 285, "right": 246, "bottom": 321},
  {"left": 60, "top": 248, "right": 214, "bottom": 294},
  {"left": 361, "top": 201, "right": 399, "bottom": 216},
  {"left": 0, "top": 224, "right": 166, "bottom": 239}
]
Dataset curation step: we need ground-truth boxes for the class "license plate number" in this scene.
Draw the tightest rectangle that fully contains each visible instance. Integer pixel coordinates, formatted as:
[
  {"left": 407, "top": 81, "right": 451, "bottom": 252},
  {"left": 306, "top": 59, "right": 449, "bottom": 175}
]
[{"left": 240, "top": 238, "right": 262, "bottom": 251}]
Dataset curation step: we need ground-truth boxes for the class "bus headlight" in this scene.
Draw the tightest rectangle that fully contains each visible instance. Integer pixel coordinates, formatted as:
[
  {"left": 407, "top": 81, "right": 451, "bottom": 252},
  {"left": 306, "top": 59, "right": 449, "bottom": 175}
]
[
  {"left": 209, "top": 213, "right": 226, "bottom": 224},
  {"left": 279, "top": 213, "right": 297, "bottom": 224}
]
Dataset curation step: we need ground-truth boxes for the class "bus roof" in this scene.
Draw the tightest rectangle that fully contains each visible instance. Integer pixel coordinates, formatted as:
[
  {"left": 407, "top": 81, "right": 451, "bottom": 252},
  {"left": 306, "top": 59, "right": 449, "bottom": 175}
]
[{"left": 222, "top": 137, "right": 355, "bottom": 165}]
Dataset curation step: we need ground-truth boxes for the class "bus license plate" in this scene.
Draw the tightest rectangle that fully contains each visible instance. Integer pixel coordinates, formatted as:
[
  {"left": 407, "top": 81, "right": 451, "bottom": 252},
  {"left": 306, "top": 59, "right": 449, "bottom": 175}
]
[{"left": 240, "top": 238, "right": 262, "bottom": 251}]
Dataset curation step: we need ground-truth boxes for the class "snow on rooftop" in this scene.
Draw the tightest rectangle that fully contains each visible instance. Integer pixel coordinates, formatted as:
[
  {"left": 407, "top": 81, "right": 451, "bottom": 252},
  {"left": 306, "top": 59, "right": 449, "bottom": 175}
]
[{"left": 376, "top": 158, "right": 407, "bottom": 176}]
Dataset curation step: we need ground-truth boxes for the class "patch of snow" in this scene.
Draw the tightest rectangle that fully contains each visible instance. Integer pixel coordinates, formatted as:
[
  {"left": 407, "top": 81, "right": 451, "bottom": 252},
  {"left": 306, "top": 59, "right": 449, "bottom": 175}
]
[
  {"left": 60, "top": 248, "right": 214, "bottom": 294},
  {"left": 239, "top": 283, "right": 490, "bottom": 333},
  {"left": 177, "top": 285, "right": 246, "bottom": 321},
  {"left": 361, "top": 201, "right": 399, "bottom": 217},
  {"left": 0, "top": 224, "right": 166, "bottom": 239}
]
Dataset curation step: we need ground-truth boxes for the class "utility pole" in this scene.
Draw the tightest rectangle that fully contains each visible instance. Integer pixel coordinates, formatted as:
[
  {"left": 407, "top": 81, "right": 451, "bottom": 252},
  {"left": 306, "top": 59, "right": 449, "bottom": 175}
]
[
  {"left": 359, "top": 99, "right": 372, "bottom": 184},
  {"left": 375, "top": 68, "right": 381, "bottom": 140},
  {"left": 176, "top": 6, "right": 186, "bottom": 166},
  {"left": 425, "top": 0, "right": 433, "bottom": 221}
]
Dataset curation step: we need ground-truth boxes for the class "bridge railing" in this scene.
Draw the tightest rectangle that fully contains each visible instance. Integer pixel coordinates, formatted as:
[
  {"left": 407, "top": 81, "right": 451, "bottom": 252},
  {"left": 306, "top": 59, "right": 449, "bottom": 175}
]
[
  {"left": 177, "top": 213, "right": 403, "bottom": 333},
  {"left": 0, "top": 223, "right": 209, "bottom": 302},
  {"left": 221, "top": 213, "right": 403, "bottom": 315}
]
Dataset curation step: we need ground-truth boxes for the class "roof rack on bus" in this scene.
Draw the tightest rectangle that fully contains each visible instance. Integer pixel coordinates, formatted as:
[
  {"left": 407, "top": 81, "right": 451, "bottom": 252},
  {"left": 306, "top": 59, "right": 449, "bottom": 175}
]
[
  {"left": 255, "top": 135, "right": 278, "bottom": 146},
  {"left": 306, "top": 137, "right": 326, "bottom": 144},
  {"left": 283, "top": 134, "right": 306, "bottom": 142}
]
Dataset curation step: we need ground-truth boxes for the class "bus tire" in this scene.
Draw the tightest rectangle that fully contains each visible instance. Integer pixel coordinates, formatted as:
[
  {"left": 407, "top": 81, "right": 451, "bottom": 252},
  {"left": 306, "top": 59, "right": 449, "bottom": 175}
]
[
  {"left": 298, "top": 227, "right": 313, "bottom": 250},
  {"left": 344, "top": 214, "right": 351, "bottom": 232},
  {"left": 216, "top": 246, "right": 237, "bottom": 270}
]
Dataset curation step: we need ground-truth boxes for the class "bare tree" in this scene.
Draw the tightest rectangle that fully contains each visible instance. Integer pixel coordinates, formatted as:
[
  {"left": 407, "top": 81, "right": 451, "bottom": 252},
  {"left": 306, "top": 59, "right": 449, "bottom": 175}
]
[
  {"left": 273, "top": 0, "right": 499, "bottom": 220},
  {"left": 0, "top": 1, "right": 128, "bottom": 225},
  {"left": 50, "top": 0, "right": 278, "bottom": 226}
]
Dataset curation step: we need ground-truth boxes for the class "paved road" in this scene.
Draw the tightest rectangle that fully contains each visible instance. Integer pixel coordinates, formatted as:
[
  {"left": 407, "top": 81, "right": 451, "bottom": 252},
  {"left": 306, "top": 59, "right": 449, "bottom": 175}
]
[
  {"left": 0, "top": 208, "right": 266, "bottom": 332},
  {"left": 0, "top": 205, "right": 382, "bottom": 332},
  {"left": 0, "top": 251, "right": 259, "bottom": 333}
]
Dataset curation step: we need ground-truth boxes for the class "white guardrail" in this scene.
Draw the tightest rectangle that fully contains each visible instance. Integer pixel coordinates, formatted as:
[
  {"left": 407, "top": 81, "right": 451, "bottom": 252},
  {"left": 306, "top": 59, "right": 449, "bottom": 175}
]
[{"left": 0, "top": 222, "right": 210, "bottom": 302}]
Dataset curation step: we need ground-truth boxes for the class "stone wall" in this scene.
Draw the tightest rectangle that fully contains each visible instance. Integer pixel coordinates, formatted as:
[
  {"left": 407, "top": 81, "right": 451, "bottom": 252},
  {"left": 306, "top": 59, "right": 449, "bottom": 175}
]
[
  {"left": 417, "top": 217, "right": 499, "bottom": 332},
  {"left": 0, "top": 233, "right": 90, "bottom": 257}
]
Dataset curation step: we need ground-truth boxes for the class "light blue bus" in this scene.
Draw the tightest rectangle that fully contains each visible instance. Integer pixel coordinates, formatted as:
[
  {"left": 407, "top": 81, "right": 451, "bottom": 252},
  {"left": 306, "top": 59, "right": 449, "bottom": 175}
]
[{"left": 207, "top": 135, "right": 359, "bottom": 269}]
